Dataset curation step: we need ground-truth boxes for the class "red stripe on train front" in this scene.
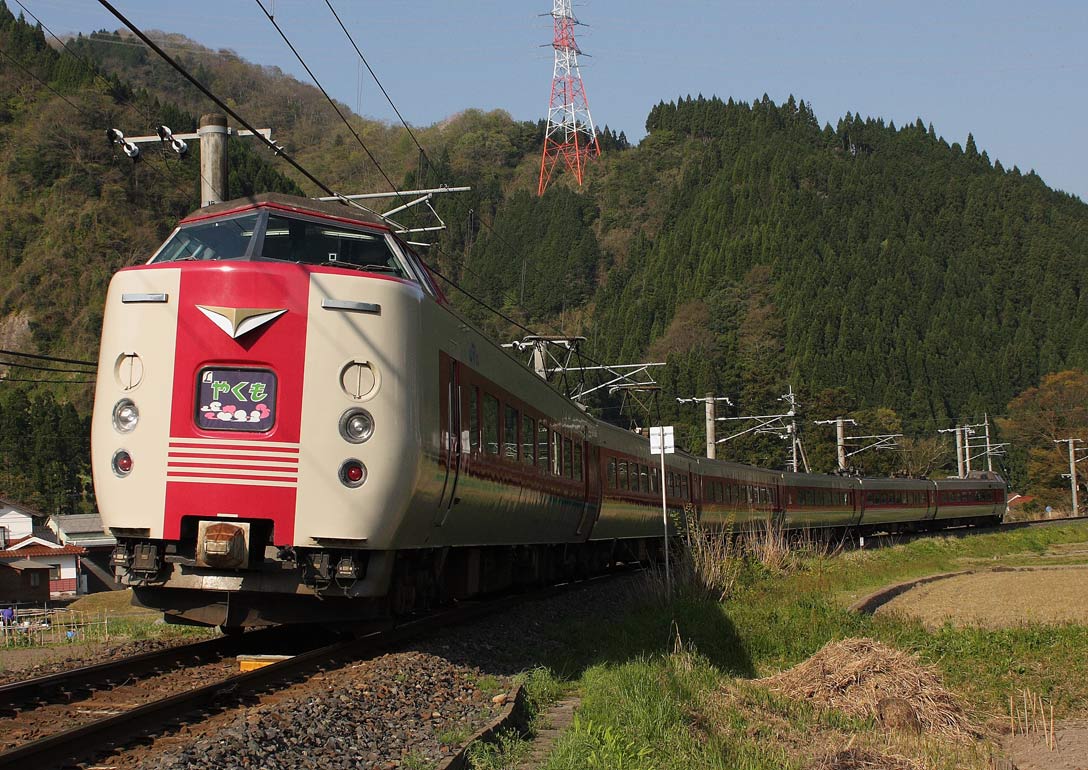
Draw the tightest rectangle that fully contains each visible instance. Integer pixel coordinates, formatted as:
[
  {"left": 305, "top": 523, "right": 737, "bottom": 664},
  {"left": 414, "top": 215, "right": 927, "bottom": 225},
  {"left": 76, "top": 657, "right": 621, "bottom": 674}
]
[
  {"left": 163, "top": 263, "right": 309, "bottom": 544},
  {"left": 165, "top": 482, "right": 298, "bottom": 541}
]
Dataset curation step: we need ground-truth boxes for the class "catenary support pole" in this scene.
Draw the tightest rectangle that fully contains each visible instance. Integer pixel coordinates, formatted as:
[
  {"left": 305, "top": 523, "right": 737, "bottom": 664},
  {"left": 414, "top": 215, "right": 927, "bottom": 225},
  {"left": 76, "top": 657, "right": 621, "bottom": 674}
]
[
  {"left": 705, "top": 392, "right": 716, "bottom": 460},
  {"left": 199, "top": 113, "right": 229, "bottom": 206}
]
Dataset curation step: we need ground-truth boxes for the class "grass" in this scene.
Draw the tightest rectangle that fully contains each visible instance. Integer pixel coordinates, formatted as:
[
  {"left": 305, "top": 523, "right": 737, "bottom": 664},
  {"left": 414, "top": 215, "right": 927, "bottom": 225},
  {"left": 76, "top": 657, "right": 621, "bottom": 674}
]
[{"left": 467, "top": 522, "right": 1088, "bottom": 770}]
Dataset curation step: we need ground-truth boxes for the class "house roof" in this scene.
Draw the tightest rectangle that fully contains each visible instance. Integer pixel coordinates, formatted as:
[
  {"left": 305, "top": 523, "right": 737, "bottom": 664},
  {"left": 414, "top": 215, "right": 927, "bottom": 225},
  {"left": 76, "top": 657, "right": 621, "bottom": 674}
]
[
  {"left": 52, "top": 514, "right": 105, "bottom": 535},
  {"left": 51, "top": 514, "right": 115, "bottom": 547},
  {"left": 1006, "top": 494, "right": 1035, "bottom": 508},
  {"left": 0, "top": 498, "right": 47, "bottom": 520},
  {"left": 0, "top": 542, "right": 86, "bottom": 558},
  {"left": 1, "top": 559, "right": 50, "bottom": 571}
]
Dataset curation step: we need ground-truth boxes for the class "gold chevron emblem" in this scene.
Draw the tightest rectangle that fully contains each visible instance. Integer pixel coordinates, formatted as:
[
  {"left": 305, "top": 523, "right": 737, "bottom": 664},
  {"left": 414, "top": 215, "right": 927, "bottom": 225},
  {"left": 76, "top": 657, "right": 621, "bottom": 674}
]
[{"left": 196, "top": 306, "right": 287, "bottom": 339}]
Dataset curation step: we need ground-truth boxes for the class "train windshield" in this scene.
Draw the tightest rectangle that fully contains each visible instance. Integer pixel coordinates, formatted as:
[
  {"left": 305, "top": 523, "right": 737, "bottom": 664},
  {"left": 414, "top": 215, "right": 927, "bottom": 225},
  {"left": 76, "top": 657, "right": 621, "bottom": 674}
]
[
  {"left": 150, "top": 210, "right": 410, "bottom": 279},
  {"left": 152, "top": 214, "right": 259, "bottom": 262},
  {"left": 258, "top": 214, "right": 407, "bottom": 277}
]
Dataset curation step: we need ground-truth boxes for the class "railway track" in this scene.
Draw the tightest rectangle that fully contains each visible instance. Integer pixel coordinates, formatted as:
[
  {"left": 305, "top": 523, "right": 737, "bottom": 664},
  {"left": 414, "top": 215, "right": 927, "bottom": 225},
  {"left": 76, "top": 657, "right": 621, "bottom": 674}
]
[
  {"left": 859, "top": 514, "right": 1088, "bottom": 549},
  {"left": 0, "top": 574, "right": 625, "bottom": 770},
  {"left": 0, "top": 625, "right": 324, "bottom": 768}
]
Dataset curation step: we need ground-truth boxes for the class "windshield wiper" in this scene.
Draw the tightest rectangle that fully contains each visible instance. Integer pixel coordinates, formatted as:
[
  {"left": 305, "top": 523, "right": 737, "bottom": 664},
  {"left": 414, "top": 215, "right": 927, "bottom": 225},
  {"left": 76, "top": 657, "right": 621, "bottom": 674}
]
[{"left": 314, "top": 260, "right": 400, "bottom": 273}]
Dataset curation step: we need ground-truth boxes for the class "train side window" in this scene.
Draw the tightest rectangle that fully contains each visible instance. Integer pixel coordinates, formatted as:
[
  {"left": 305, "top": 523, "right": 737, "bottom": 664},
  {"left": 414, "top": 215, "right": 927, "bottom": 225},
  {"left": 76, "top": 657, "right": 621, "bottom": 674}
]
[
  {"left": 651, "top": 467, "right": 659, "bottom": 493},
  {"left": 563, "top": 438, "right": 573, "bottom": 479},
  {"left": 504, "top": 404, "right": 519, "bottom": 460},
  {"left": 537, "top": 421, "right": 550, "bottom": 472},
  {"left": 681, "top": 474, "right": 689, "bottom": 501},
  {"left": 573, "top": 442, "right": 583, "bottom": 481},
  {"left": 638, "top": 465, "right": 648, "bottom": 493},
  {"left": 619, "top": 460, "right": 629, "bottom": 490},
  {"left": 521, "top": 415, "right": 535, "bottom": 465},
  {"left": 483, "top": 394, "right": 499, "bottom": 455},
  {"left": 551, "top": 432, "right": 562, "bottom": 476},
  {"left": 467, "top": 386, "right": 479, "bottom": 454},
  {"left": 607, "top": 457, "right": 617, "bottom": 489}
]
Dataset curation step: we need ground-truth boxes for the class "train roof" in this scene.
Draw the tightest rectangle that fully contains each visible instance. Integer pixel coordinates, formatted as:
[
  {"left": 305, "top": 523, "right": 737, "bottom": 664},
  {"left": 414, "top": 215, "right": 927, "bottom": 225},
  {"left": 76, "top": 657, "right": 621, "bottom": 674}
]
[{"left": 183, "top": 193, "right": 388, "bottom": 228}]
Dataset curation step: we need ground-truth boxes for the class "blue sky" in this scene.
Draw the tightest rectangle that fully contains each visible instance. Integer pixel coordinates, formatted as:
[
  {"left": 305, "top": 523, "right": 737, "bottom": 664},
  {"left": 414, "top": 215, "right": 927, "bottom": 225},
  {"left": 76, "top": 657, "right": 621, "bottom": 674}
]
[{"left": 19, "top": 0, "right": 1088, "bottom": 199}]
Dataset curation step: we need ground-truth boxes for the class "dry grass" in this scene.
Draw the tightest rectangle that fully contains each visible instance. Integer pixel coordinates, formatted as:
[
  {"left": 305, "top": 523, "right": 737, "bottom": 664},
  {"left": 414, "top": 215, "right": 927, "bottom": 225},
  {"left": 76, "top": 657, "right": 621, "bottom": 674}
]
[
  {"left": 639, "top": 510, "right": 742, "bottom": 604},
  {"left": 700, "top": 681, "right": 991, "bottom": 770},
  {"left": 811, "top": 746, "right": 925, "bottom": 770},
  {"left": 760, "top": 638, "right": 981, "bottom": 743},
  {"left": 877, "top": 567, "right": 1088, "bottom": 629},
  {"left": 748, "top": 516, "right": 795, "bottom": 572}
]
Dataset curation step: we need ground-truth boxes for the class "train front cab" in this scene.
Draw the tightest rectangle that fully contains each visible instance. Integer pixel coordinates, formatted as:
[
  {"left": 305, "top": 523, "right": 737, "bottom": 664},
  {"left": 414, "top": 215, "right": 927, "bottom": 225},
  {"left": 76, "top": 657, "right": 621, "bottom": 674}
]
[{"left": 92, "top": 195, "right": 441, "bottom": 627}]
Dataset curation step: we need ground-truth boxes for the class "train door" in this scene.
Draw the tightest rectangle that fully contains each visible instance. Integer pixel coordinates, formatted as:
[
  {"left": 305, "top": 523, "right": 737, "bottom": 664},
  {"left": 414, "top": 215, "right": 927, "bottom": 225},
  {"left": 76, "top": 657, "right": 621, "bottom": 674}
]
[
  {"left": 575, "top": 440, "right": 602, "bottom": 539},
  {"left": 435, "top": 354, "right": 462, "bottom": 525}
]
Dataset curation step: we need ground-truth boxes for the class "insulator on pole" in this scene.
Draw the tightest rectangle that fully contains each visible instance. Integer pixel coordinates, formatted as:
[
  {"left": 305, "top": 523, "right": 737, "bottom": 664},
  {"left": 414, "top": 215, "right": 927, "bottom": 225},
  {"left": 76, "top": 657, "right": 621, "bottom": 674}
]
[
  {"left": 156, "top": 125, "right": 189, "bottom": 157},
  {"left": 107, "top": 128, "right": 140, "bottom": 161}
]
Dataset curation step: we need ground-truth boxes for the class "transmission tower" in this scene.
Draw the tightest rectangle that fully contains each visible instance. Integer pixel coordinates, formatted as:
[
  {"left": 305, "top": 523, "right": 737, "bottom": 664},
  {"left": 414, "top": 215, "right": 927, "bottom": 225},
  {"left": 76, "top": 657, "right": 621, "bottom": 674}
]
[{"left": 537, "top": 0, "right": 600, "bottom": 195}]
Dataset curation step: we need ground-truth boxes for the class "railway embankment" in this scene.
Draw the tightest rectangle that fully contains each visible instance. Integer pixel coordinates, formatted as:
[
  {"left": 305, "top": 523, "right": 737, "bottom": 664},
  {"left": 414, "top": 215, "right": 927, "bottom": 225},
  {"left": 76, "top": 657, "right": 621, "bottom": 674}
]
[{"left": 461, "top": 522, "right": 1088, "bottom": 770}]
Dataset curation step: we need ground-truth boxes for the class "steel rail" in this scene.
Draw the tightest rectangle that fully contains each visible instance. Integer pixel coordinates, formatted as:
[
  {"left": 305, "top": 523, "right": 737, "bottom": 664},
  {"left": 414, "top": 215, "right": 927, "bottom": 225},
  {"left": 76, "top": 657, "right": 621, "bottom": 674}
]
[
  {"left": 0, "top": 575, "right": 621, "bottom": 770},
  {"left": 0, "top": 630, "right": 273, "bottom": 709}
]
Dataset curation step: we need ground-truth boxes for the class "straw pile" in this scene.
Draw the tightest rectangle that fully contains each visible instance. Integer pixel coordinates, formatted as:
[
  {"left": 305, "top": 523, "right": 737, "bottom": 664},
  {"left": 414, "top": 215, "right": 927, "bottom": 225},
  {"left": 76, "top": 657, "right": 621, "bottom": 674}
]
[
  {"left": 761, "top": 638, "right": 979, "bottom": 742},
  {"left": 812, "top": 747, "right": 924, "bottom": 770}
]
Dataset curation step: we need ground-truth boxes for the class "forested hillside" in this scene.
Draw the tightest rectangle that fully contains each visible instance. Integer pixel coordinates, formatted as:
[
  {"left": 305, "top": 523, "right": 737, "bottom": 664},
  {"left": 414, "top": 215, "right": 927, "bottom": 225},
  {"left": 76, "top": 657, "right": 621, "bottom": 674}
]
[{"left": 2, "top": 4, "right": 1088, "bottom": 506}]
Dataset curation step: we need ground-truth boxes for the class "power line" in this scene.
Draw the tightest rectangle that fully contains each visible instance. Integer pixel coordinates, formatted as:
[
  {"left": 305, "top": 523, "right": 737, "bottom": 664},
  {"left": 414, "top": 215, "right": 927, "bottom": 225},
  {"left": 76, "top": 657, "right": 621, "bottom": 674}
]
[
  {"left": 0, "top": 359, "right": 98, "bottom": 375},
  {"left": 252, "top": 0, "right": 412, "bottom": 214},
  {"left": 0, "top": 46, "right": 84, "bottom": 113},
  {"left": 10, "top": 0, "right": 198, "bottom": 201},
  {"left": 90, "top": 0, "right": 604, "bottom": 389},
  {"left": 0, "top": 349, "right": 96, "bottom": 367},
  {"left": 323, "top": 0, "right": 438, "bottom": 182},
  {"left": 425, "top": 266, "right": 535, "bottom": 338},
  {"left": 0, "top": 377, "right": 95, "bottom": 384},
  {"left": 96, "top": 0, "right": 339, "bottom": 201}
]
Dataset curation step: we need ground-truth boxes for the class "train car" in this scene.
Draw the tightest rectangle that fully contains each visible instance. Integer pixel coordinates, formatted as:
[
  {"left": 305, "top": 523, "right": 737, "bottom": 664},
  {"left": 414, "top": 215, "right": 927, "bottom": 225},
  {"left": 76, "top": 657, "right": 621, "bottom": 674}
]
[
  {"left": 92, "top": 193, "right": 1005, "bottom": 630},
  {"left": 779, "top": 471, "right": 856, "bottom": 529}
]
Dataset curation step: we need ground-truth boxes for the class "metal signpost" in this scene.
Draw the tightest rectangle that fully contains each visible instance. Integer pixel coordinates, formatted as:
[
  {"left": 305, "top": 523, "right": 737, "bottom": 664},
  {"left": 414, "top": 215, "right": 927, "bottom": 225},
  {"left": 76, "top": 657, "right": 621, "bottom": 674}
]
[{"left": 649, "top": 426, "right": 675, "bottom": 590}]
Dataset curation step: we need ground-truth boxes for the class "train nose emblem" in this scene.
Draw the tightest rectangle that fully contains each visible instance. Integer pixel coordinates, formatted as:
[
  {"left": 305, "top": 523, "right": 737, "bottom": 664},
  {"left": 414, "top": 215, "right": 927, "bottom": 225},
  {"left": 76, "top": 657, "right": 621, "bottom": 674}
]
[
  {"left": 197, "top": 521, "right": 250, "bottom": 569},
  {"left": 196, "top": 305, "right": 287, "bottom": 340}
]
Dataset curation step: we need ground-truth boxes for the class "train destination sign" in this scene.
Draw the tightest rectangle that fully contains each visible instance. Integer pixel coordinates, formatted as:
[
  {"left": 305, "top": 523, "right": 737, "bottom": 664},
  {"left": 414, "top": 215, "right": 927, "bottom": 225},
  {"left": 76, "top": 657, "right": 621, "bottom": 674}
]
[{"left": 197, "top": 368, "right": 277, "bottom": 432}]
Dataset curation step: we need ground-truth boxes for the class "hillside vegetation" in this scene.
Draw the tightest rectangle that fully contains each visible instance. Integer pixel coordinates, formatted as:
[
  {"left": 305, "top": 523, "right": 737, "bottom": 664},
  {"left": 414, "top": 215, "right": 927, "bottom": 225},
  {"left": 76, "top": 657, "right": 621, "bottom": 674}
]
[{"left": 2, "top": 4, "right": 1088, "bottom": 506}]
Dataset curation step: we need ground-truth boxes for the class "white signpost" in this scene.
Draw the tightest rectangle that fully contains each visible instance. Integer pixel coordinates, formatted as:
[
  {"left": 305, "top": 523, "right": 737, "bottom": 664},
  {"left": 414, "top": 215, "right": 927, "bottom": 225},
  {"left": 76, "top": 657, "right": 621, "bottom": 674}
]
[{"left": 649, "top": 426, "right": 675, "bottom": 590}]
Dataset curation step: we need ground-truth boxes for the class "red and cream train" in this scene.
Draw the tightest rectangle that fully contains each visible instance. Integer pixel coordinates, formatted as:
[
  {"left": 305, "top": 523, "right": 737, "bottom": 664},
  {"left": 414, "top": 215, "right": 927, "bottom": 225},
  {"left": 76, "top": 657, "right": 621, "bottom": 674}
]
[{"left": 91, "top": 193, "right": 1006, "bottom": 629}]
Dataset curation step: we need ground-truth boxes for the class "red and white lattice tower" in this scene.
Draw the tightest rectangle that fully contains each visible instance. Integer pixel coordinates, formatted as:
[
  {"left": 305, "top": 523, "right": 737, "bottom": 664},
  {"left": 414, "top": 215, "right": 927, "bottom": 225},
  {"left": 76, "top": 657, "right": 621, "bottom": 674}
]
[{"left": 537, "top": 0, "right": 600, "bottom": 196}]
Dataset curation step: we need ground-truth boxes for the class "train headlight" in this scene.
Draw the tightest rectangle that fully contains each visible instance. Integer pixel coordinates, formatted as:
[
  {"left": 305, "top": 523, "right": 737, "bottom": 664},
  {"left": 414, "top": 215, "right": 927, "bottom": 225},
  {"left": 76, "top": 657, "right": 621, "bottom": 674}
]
[
  {"left": 338, "top": 408, "right": 374, "bottom": 444},
  {"left": 112, "top": 449, "right": 134, "bottom": 477},
  {"left": 339, "top": 459, "right": 367, "bottom": 488},
  {"left": 112, "top": 399, "right": 139, "bottom": 433}
]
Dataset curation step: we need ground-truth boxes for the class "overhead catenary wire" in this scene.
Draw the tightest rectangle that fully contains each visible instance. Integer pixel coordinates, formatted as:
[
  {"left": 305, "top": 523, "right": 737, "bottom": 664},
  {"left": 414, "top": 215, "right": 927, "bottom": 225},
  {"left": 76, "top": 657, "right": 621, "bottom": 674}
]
[
  {"left": 323, "top": 0, "right": 439, "bottom": 182},
  {"left": 252, "top": 0, "right": 421, "bottom": 224}
]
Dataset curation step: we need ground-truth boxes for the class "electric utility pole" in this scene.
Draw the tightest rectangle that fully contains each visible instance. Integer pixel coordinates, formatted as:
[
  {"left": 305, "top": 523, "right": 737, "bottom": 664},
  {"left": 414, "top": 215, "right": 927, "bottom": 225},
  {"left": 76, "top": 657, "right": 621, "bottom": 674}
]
[
  {"left": 677, "top": 394, "right": 733, "bottom": 459},
  {"left": 1054, "top": 438, "right": 1084, "bottom": 516}
]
